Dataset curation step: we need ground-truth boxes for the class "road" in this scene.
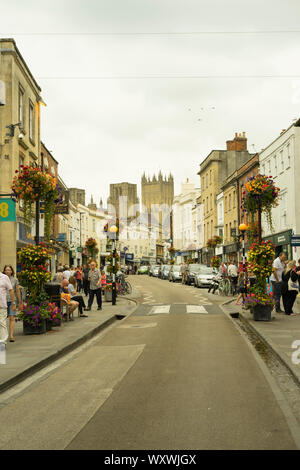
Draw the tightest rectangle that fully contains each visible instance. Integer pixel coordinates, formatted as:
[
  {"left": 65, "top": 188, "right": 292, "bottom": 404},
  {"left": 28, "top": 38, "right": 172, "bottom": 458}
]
[{"left": 0, "top": 275, "right": 298, "bottom": 449}]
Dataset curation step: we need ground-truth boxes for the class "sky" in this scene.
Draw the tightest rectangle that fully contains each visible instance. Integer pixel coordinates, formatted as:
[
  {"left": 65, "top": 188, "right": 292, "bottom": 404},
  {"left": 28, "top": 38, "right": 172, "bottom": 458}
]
[{"left": 1, "top": 0, "right": 300, "bottom": 205}]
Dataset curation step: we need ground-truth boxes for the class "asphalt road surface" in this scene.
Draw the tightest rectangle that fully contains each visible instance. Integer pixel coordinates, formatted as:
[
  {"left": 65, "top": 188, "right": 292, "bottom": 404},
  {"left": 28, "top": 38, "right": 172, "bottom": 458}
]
[{"left": 0, "top": 275, "right": 297, "bottom": 450}]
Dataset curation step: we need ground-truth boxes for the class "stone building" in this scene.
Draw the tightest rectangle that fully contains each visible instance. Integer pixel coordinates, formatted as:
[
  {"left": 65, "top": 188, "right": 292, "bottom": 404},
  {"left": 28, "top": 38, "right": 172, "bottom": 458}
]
[
  {"left": 0, "top": 39, "right": 42, "bottom": 269},
  {"left": 198, "top": 132, "right": 254, "bottom": 263},
  {"left": 141, "top": 172, "right": 174, "bottom": 263},
  {"left": 107, "top": 182, "right": 139, "bottom": 222}
]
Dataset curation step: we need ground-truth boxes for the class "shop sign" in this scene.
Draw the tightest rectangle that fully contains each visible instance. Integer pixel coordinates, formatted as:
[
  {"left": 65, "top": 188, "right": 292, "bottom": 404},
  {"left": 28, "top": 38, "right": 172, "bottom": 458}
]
[
  {"left": 291, "top": 236, "right": 300, "bottom": 247},
  {"left": 0, "top": 198, "right": 16, "bottom": 222}
]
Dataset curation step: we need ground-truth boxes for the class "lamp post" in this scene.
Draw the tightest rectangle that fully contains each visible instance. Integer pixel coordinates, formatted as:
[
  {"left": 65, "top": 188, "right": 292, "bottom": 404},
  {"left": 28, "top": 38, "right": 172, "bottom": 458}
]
[
  {"left": 109, "top": 224, "right": 118, "bottom": 306},
  {"left": 239, "top": 223, "right": 248, "bottom": 296}
]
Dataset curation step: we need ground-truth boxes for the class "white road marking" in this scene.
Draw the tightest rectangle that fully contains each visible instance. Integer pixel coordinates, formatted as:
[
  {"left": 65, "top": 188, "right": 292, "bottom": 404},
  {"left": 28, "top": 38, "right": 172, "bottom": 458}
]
[
  {"left": 186, "top": 305, "right": 208, "bottom": 314},
  {"left": 150, "top": 305, "right": 171, "bottom": 315}
]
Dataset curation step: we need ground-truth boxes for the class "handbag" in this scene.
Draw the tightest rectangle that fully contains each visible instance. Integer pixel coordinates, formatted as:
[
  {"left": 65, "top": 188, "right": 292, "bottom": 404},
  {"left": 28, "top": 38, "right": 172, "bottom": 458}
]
[{"left": 288, "top": 278, "right": 299, "bottom": 291}]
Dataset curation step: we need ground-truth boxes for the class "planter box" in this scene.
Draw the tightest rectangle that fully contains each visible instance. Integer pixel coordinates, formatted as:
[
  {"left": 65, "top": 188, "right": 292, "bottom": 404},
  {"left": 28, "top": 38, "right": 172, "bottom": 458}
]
[
  {"left": 253, "top": 304, "right": 272, "bottom": 322},
  {"left": 51, "top": 318, "right": 62, "bottom": 327},
  {"left": 104, "top": 290, "right": 112, "bottom": 302},
  {"left": 46, "top": 319, "right": 52, "bottom": 331},
  {"left": 23, "top": 319, "right": 47, "bottom": 335}
]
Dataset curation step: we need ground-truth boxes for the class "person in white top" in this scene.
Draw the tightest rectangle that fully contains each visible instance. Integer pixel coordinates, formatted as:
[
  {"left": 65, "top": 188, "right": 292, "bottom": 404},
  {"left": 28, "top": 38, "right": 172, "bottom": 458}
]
[
  {"left": 63, "top": 266, "right": 71, "bottom": 281},
  {"left": 228, "top": 261, "right": 238, "bottom": 294},
  {"left": 270, "top": 252, "right": 287, "bottom": 313},
  {"left": 0, "top": 272, "right": 16, "bottom": 344}
]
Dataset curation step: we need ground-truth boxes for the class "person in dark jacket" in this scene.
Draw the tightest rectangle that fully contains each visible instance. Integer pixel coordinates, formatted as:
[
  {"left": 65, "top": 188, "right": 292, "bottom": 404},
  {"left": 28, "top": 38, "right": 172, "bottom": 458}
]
[
  {"left": 281, "top": 261, "right": 298, "bottom": 316},
  {"left": 82, "top": 264, "right": 90, "bottom": 297}
]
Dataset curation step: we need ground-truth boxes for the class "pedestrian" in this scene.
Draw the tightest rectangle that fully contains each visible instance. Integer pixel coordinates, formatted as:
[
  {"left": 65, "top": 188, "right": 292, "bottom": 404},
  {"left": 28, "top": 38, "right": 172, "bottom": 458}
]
[
  {"left": 0, "top": 270, "right": 16, "bottom": 344},
  {"left": 82, "top": 264, "right": 90, "bottom": 296},
  {"left": 228, "top": 261, "right": 238, "bottom": 294},
  {"left": 281, "top": 261, "right": 298, "bottom": 316},
  {"left": 100, "top": 270, "right": 107, "bottom": 291},
  {"left": 85, "top": 260, "right": 102, "bottom": 311},
  {"left": 221, "top": 262, "right": 227, "bottom": 277},
  {"left": 180, "top": 263, "right": 186, "bottom": 285},
  {"left": 52, "top": 266, "right": 64, "bottom": 283},
  {"left": 3, "top": 265, "right": 22, "bottom": 342},
  {"left": 236, "top": 271, "right": 247, "bottom": 305},
  {"left": 68, "top": 276, "right": 88, "bottom": 317},
  {"left": 63, "top": 265, "right": 71, "bottom": 281},
  {"left": 270, "top": 252, "right": 287, "bottom": 313},
  {"left": 75, "top": 266, "right": 83, "bottom": 293}
]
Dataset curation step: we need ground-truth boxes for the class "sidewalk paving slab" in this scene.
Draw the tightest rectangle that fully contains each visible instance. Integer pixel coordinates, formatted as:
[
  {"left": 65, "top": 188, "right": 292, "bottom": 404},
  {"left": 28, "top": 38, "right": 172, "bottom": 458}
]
[
  {"left": 0, "top": 292, "right": 138, "bottom": 394},
  {"left": 222, "top": 296, "right": 300, "bottom": 386}
]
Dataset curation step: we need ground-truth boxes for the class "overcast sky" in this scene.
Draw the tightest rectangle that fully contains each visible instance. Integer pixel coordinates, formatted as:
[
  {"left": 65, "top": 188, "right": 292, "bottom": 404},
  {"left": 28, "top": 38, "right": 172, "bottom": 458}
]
[{"left": 2, "top": 0, "right": 300, "bottom": 205}]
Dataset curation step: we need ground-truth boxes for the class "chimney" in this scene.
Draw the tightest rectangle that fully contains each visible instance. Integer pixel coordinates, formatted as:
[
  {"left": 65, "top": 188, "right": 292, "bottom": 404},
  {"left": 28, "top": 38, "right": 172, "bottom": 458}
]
[{"left": 226, "top": 131, "right": 247, "bottom": 151}]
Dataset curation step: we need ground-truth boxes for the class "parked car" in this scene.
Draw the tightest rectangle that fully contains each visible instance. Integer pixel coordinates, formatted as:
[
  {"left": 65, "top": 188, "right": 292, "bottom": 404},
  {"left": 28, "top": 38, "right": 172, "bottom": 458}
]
[
  {"left": 194, "top": 266, "right": 217, "bottom": 288},
  {"left": 168, "top": 265, "right": 182, "bottom": 282},
  {"left": 161, "top": 265, "right": 171, "bottom": 280},
  {"left": 185, "top": 263, "right": 206, "bottom": 285},
  {"left": 149, "top": 265, "right": 160, "bottom": 277},
  {"left": 137, "top": 265, "right": 149, "bottom": 275}
]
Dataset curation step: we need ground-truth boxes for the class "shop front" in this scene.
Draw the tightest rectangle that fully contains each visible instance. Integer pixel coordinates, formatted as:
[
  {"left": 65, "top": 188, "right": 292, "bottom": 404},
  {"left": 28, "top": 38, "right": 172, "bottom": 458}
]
[
  {"left": 263, "top": 229, "right": 292, "bottom": 259},
  {"left": 224, "top": 242, "right": 239, "bottom": 263}
]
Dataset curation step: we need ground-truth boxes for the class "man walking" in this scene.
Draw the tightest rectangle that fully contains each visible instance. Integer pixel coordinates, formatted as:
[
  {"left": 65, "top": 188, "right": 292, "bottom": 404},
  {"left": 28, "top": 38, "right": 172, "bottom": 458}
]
[
  {"left": 228, "top": 261, "right": 238, "bottom": 295},
  {"left": 85, "top": 261, "right": 102, "bottom": 311},
  {"left": 0, "top": 271, "right": 16, "bottom": 344},
  {"left": 270, "top": 252, "right": 287, "bottom": 313}
]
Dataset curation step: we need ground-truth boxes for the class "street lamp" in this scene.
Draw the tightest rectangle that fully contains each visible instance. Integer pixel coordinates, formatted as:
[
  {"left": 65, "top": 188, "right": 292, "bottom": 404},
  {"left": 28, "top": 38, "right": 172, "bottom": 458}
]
[
  {"left": 239, "top": 223, "right": 248, "bottom": 297},
  {"left": 109, "top": 224, "right": 118, "bottom": 306}
]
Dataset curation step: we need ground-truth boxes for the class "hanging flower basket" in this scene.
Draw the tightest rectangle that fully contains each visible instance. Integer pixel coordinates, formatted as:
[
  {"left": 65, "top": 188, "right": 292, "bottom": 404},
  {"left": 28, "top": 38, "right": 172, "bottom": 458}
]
[
  {"left": 241, "top": 174, "right": 280, "bottom": 231},
  {"left": 210, "top": 256, "right": 221, "bottom": 268},
  {"left": 12, "top": 165, "right": 62, "bottom": 239},
  {"left": 207, "top": 238, "right": 217, "bottom": 248}
]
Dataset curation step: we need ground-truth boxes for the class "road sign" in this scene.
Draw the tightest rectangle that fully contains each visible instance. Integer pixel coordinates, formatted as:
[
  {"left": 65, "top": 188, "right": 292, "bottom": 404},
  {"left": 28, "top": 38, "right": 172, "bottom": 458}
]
[{"left": 0, "top": 198, "right": 16, "bottom": 222}]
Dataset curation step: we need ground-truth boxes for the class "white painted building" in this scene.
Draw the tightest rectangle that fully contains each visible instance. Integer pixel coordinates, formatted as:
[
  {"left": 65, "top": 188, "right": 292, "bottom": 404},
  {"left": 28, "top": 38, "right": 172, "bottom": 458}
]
[
  {"left": 173, "top": 180, "right": 201, "bottom": 261},
  {"left": 259, "top": 119, "right": 300, "bottom": 259}
]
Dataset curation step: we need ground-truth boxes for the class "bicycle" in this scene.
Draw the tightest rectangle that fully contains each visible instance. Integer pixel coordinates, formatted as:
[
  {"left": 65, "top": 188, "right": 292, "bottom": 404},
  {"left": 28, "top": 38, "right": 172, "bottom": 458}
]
[
  {"left": 116, "top": 274, "right": 132, "bottom": 295},
  {"left": 218, "top": 277, "right": 231, "bottom": 296}
]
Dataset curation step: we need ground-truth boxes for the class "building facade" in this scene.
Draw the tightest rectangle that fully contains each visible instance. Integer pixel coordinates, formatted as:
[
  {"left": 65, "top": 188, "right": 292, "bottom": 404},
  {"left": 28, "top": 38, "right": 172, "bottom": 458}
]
[
  {"left": 259, "top": 120, "right": 300, "bottom": 259},
  {"left": 0, "top": 39, "right": 42, "bottom": 269}
]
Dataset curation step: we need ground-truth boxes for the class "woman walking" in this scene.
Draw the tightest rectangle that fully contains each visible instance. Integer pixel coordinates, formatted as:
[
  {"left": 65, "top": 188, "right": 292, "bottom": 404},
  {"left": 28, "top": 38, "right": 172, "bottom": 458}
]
[
  {"left": 3, "top": 265, "right": 22, "bottom": 342},
  {"left": 75, "top": 267, "right": 83, "bottom": 293},
  {"left": 236, "top": 271, "right": 247, "bottom": 305},
  {"left": 281, "top": 261, "right": 298, "bottom": 316}
]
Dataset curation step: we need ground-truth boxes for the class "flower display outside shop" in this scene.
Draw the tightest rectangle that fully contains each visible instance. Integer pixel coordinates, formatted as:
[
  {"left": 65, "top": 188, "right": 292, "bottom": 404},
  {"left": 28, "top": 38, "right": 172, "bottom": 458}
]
[
  {"left": 18, "top": 243, "right": 52, "bottom": 299},
  {"left": 241, "top": 174, "right": 280, "bottom": 231},
  {"left": 247, "top": 240, "right": 275, "bottom": 281},
  {"left": 18, "top": 301, "right": 62, "bottom": 328},
  {"left": 243, "top": 292, "right": 275, "bottom": 311},
  {"left": 243, "top": 240, "right": 276, "bottom": 313},
  {"left": 207, "top": 236, "right": 222, "bottom": 248},
  {"left": 11, "top": 165, "right": 62, "bottom": 240}
]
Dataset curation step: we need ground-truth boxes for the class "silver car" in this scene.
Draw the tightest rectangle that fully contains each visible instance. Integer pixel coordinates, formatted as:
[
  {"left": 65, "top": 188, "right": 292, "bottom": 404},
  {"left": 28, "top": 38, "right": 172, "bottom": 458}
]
[
  {"left": 194, "top": 266, "right": 217, "bottom": 288},
  {"left": 149, "top": 265, "right": 160, "bottom": 277},
  {"left": 169, "top": 265, "right": 182, "bottom": 282}
]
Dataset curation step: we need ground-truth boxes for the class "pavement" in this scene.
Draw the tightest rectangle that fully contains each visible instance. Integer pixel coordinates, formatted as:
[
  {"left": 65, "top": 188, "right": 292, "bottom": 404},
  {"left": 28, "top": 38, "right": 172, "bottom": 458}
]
[
  {"left": 222, "top": 294, "right": 300, "bottom": 386},
  {"left": 0, "top": 288, "right": 140, "bottom": 393}
]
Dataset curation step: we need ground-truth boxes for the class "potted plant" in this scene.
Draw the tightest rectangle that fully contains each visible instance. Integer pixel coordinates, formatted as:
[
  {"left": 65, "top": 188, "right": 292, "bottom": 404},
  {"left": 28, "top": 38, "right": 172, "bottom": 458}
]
[
  {"left": 244, "top": 240, "right": 276, "bottom": 321},
  {"left": 243, "top": 291, "right": 275, "bottom": 321},
  {"left": 17, "top": 244, "right": 53, "bottom": 333},
  {"left": 103, "top": 283, "right": 113, "bottom": 302},
  {"left": 18, "top": 300, "right": 51, "bottom": 334}
]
